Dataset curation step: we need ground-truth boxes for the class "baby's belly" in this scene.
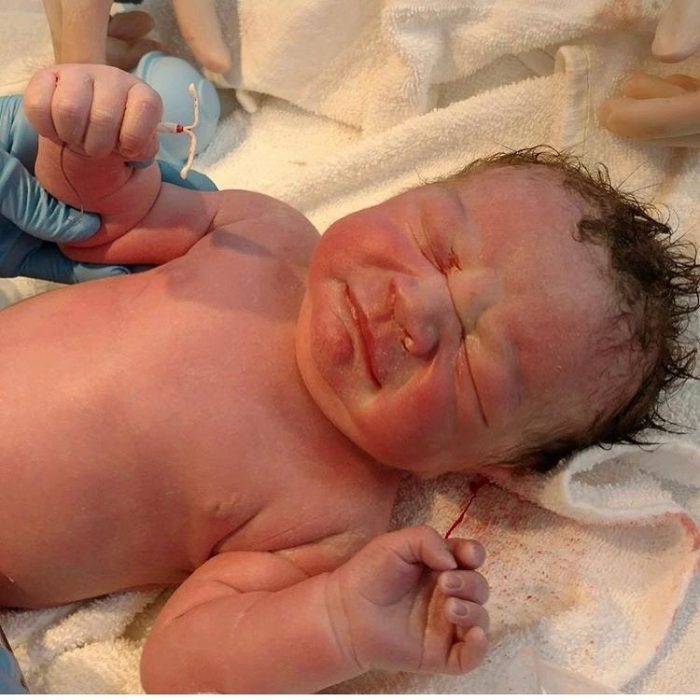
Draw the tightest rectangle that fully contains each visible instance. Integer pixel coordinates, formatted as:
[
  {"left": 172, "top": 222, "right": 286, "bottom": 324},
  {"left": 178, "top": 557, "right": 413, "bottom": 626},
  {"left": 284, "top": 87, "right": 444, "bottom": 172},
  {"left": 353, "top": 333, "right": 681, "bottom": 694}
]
[{"left": 0, "top": 263, "right": 285, "bottom": 608}]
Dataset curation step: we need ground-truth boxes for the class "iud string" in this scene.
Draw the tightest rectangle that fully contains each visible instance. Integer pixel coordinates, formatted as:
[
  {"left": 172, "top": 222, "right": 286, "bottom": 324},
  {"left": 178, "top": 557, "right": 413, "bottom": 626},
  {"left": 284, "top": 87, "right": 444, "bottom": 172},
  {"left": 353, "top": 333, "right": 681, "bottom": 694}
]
[
  {"left": 443, "top": 475, "right": 488, "bottom": 539},
  {"left": 156, "top": 82, "right": 200, "bottom": 179}
]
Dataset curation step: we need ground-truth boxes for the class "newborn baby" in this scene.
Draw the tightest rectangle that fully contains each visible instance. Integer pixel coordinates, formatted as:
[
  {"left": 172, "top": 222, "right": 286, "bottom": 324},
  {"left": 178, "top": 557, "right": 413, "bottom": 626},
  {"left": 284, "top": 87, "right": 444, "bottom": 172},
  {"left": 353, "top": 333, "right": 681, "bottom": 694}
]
[{"left": 1, "top": 65, "right": 696, "bottom": 693}]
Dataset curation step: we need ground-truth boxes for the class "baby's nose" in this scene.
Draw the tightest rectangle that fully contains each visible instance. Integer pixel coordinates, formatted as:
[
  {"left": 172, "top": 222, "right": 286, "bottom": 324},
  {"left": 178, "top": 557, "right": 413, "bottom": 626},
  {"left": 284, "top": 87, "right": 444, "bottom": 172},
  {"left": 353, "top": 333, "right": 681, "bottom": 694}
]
[{"left": 392, "top": 275, "right": 450, "bottom": 359}]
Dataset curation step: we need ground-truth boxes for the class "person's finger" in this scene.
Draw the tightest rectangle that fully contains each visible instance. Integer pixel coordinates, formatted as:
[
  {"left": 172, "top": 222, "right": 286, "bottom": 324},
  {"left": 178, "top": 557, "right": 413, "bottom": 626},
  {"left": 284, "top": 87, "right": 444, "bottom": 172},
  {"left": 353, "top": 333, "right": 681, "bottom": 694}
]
[
  {"left": 23, "top": 68, "right": 61, "bottom": 143},
  {"left": 107, "top": 10, "right": 155, "bottom": 41},
  {"left": 118, "top": 81, "right": 162, "bottom": 160},
  {"left": 666, "top": 73, "right": 700, "bottom": 92},
  {"left": 82, "top": 75, "right": 130, "bottom": 158},
  {"left": 648, "top": 133, "right": 700, "bottom": 148},
  {"left": 621, "top": 71, "right": 687, "bottom": 100},
  {"left": 445, "top": 539, "right": 486, "bottom": 570},
  {"left": 0, "top": 150, "right": 101, "bottom": 242},
  {"left": 445, "top": 599, "right": 489, "bottom": 633},
  {"left": 106, "top": 36, "right": 162, "bottom": 72},
  {"left": 598, "top": 90, "right": 700, "bottom": 139},
  {"left": 438, "top": 570, "right": 489, "bottom": 605},
  {"left": 446, "top": 626, "right": 488, "bottom": 675},
  {"left": 652, "top": 0, "right": 700, "bottom": 62},
  {"left": 14, "top": 242, "right": 129, "bottom": 284},
  {"left": 172, "top": 0, "right": 232, "bottom": 73},
  {"left": 51, "top": 68, "right": 94, "bottom": 146}
]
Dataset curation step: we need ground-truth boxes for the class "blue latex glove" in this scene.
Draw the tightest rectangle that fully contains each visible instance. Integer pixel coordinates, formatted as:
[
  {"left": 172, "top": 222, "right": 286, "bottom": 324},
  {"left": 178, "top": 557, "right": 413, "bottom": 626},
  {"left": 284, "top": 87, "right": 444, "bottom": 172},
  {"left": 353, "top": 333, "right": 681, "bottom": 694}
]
[{"left": 0, "top": 94, "right": 128, "bottom": 283}]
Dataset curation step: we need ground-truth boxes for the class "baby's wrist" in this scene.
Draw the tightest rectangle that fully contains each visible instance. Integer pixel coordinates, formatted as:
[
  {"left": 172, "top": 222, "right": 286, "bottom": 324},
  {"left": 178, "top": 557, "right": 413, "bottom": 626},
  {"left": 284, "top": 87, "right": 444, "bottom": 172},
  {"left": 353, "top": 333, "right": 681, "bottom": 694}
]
[{"left": 322, "top": 571, "right": 369, "bottom": 676}]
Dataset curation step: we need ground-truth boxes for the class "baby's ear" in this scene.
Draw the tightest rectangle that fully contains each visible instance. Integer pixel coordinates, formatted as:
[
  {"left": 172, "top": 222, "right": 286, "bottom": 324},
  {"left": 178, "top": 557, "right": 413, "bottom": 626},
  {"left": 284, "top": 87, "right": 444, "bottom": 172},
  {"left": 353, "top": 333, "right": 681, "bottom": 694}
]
[{"left": 476, "top": 465, "right": 513, "bottom": 484}]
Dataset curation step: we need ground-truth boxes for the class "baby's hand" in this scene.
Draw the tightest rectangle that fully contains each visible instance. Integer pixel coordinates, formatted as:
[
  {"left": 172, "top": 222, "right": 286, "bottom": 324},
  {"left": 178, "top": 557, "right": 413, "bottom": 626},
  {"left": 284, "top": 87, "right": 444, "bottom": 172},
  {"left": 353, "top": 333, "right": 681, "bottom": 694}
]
[
  {"left": 325, "top": 525, "right": 489, "bottom": 676},
  {"left": 24, "top": 64, "right": 162, "bottom": 161}
]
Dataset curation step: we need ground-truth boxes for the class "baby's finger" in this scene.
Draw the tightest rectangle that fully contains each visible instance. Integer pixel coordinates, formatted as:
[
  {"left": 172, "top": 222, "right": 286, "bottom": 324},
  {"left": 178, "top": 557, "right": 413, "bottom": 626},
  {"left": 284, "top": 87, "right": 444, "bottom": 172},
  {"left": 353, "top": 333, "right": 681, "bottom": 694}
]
[
  {"left": 446, "top": 626, "right": 488, "bottom": 675},
  {"left": 446, "top": 539, "right": 486, "bottom": 570},
  {"left": 23, "top": 68, "right": 60, "bottom": 143},
  {"left": 82, "top": 77, "right": 129, "bottom": 158},
  {"left": 117, "top": 82, "right": 162, "bottom": 161},
  {"left": 598, "top": 91, "right": 700, "bottom": 139},
  {"left": 438, "top": 569, "right": 489, "bottom": 604},
  {"left": 621, "top": 71, "right": 687, "bottom": 99},
  {"left": 51, "top": 69, "right": 94, "bottom": 147},
  {"left": 445, "top": 598, "right": 490, "bottom": 632}
]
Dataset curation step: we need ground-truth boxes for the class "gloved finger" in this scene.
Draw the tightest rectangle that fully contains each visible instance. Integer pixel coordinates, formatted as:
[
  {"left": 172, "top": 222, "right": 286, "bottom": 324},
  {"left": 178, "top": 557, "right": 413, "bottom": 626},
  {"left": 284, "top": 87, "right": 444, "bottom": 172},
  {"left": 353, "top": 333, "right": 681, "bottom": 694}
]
[
  {"left": 598, "top": 90, "right": 700, "bottom": 139},
  {"left": 621, "top": 71, "right": 687, "bottom": 99},
  {"left": 0, "top": 150, "right": 100, "bottom": 242},
  {"left": 117, "top": 81, "right": 162, "bottom": 161},
  {"left": 106, "top": 37, "right": 162, "bottom": 72},
  {"left": 652, "top": 0, "right": 700, "bottom": 62},
  {"left": 15, "top": 242, "right": 129, "bottom": 284},
  {"left": 666, "top": 74, "right": 700, "bottom": 92},
  {"left": 107, "top": 10, "right": 155, "bottom": 41}
]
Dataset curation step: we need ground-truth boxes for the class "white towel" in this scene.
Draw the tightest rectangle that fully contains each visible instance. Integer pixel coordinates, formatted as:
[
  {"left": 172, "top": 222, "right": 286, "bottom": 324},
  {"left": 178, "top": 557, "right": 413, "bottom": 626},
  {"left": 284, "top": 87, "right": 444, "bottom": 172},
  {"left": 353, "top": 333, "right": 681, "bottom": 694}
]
[{"left": 1, "top": 0, "right": 699, "bottom": 693}]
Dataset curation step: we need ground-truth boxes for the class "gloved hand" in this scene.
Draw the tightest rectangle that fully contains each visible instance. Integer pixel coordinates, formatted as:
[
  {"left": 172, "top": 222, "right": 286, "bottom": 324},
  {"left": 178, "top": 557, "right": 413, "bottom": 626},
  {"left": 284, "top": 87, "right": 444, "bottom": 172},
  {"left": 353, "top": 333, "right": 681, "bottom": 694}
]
[
  {"left": 0, "top": 94, "right": 127, "bottom": 283},
  {"left": 598, "top": 0, "right": 700, "bottom": 147}
]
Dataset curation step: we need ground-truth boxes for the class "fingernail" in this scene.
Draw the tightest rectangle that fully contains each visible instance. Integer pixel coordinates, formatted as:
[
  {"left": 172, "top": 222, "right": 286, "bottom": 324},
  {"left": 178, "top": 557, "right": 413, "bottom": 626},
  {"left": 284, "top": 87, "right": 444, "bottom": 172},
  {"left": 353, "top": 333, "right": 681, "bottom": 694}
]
[
  {"left": 450, "top": 600, "right": 469, "bottom": 617},
  {"left": 442, "top": 573, "right": 462, "bottom": 591}
]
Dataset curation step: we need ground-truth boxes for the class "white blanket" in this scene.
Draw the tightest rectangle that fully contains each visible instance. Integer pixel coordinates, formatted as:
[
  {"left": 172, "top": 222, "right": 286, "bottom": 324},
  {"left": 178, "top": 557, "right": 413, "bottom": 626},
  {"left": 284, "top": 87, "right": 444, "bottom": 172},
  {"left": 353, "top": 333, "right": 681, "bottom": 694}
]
[{"left": 0, "top": 0, "right": 698, "bottom": 693}]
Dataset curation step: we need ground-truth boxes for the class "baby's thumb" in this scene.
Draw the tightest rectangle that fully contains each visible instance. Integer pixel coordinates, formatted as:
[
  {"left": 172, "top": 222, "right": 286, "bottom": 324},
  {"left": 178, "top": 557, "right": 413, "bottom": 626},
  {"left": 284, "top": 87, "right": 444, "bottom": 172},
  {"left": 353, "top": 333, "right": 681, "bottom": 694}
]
[{"left": 652, "top": 0, "right": 700, "bottom": 62}]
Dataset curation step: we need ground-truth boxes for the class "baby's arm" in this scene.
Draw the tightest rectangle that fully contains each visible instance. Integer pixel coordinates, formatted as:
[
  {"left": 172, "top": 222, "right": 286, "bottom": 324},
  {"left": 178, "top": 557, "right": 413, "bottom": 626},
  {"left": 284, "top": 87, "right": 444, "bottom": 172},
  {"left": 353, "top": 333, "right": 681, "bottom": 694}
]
[
  {"left": 141, "top": 526, "right": 489, "bottom": 693},
  {"left": 24, "top": 63, "right": 286, "bottom": 265}
]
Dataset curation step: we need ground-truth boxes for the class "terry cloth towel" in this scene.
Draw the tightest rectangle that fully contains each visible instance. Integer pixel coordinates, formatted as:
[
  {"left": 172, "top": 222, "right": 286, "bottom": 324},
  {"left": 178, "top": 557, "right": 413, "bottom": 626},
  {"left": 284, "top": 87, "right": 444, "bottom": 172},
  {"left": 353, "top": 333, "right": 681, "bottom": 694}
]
[
  {"left": 1, "top": 0, "right": 699, "bottom": 693},
  {"left": 141, "top": 0, "right": 662, "bottom": 132}
]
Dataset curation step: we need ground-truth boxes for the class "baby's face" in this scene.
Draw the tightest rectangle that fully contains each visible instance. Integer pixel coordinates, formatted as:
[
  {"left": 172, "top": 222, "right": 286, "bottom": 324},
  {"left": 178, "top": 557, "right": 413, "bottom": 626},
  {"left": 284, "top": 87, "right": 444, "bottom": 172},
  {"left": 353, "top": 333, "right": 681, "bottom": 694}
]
[{"left": 296, "top": 166, "right": 631, "bottom": 477}]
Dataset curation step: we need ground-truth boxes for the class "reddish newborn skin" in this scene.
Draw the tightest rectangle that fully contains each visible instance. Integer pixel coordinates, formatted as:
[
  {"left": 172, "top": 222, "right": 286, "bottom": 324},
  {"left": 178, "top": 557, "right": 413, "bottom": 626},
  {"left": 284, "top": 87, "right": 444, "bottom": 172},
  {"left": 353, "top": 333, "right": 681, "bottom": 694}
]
[
  {"left": 0, "top": 65, "right": 495, "bottom": 693},
  {"left": 1, "top": 62, "right": 627, "bottom": 692}
]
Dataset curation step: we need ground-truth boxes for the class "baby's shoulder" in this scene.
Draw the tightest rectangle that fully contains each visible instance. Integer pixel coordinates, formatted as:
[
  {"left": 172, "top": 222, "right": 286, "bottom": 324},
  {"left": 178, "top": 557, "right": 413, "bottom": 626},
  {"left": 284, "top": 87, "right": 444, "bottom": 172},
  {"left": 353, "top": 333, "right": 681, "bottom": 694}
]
[{"left": 207, "top": 189, "right": 320, "bottom": 262}]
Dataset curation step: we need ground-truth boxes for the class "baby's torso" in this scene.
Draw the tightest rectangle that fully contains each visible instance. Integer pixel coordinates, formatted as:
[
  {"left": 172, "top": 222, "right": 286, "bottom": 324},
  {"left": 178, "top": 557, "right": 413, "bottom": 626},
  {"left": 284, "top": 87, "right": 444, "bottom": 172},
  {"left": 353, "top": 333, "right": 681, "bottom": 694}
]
[{"left": 0, "top": 220, "right": 398, "bottom": 608}]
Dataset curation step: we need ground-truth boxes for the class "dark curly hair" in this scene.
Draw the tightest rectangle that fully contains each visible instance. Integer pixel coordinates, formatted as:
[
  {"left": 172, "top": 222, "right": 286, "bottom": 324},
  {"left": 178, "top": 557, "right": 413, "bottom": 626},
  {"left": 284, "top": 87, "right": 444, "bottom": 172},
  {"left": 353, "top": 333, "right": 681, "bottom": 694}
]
[{"left": 449, "top": 146, "right": 700, "bottom": 472}]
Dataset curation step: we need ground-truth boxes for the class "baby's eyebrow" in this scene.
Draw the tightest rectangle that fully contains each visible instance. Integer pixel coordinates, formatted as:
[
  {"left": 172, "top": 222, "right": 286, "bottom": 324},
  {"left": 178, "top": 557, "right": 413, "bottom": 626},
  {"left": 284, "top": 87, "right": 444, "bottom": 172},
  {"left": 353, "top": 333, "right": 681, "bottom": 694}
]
[{"left": 445, "top": 187, "right": 480, "bottom": 251}]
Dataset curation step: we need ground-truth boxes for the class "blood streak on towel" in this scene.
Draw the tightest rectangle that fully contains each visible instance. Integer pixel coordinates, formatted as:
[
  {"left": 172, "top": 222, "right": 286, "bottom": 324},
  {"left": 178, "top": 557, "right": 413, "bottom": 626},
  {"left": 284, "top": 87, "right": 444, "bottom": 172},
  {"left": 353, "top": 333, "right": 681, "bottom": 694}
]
[{"left": 443, "top": 475, "right": 488, "bottom": 539}]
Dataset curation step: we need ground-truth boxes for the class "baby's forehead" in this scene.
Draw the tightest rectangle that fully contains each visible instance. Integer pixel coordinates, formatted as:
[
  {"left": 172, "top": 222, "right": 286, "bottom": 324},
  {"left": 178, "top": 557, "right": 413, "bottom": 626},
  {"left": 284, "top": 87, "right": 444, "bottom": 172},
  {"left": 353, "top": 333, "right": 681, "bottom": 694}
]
[{"left": 445, "top": 163, "right": 593, "bottom": 214}]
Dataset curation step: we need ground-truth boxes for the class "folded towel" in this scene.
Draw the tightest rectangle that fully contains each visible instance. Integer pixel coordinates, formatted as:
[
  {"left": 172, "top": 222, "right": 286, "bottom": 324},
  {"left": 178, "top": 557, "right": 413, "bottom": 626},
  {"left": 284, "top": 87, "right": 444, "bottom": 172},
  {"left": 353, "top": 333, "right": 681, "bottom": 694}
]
[
  {"left": 143, "top": 0, "right": 664, "bottom": 132},
  {"left": 1, "top": 0, "right": 699, "bottom": 693}
]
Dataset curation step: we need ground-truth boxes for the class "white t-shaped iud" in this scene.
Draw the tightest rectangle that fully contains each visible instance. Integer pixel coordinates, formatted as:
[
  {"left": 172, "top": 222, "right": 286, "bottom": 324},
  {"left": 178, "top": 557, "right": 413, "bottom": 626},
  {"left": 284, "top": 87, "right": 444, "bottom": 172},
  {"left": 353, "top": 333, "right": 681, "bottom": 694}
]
[{"left": 156, "top": 82, "right": 200, "bottom": 180}]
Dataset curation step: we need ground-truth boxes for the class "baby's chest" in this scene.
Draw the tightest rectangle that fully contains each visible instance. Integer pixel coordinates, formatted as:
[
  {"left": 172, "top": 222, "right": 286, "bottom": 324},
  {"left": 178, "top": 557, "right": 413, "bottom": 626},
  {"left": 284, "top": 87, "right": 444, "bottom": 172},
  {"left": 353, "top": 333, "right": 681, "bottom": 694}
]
[{"left": 192, "top": 461, "right": 387, "bottom": 570}]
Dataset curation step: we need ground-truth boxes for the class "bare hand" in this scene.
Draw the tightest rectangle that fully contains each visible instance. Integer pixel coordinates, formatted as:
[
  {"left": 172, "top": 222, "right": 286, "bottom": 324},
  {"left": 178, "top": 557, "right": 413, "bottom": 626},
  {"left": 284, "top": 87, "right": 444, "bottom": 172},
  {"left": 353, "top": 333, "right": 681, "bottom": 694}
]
[
  {"left": 23, "top": 64, "right": 162, "bottom": 161},
  {"left": 325, "top": 525, "right": 489, "bottom": 676},
  {"left": 598, "top": 70, "right": 700, "bottom": 147},
  {"left": 598, "top": 0, "right": 700, "bottom": 147}
]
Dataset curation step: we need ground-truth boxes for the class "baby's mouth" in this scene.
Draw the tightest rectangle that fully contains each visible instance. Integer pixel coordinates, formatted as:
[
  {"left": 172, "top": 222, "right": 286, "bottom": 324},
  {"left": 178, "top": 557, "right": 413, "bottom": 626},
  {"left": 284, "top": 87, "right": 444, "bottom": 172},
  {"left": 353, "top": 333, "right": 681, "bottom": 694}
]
[{"left": 344, "top": 284, "right": 382, "bottom": 388}]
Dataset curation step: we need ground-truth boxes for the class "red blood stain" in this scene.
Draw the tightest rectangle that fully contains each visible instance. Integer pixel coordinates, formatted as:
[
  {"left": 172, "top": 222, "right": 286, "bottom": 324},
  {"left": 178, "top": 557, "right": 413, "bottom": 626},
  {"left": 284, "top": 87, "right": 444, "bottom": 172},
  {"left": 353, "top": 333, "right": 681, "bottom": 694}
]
[{"left": 444, "top": 475, "right": 488, "bottom": 539}]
